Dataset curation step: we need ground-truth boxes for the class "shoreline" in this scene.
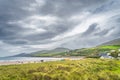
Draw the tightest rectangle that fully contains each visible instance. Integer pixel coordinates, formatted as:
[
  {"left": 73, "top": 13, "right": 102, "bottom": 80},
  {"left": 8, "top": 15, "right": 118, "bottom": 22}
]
[{"left": 0, "top": 57, "right": 84, "bottom": 66}]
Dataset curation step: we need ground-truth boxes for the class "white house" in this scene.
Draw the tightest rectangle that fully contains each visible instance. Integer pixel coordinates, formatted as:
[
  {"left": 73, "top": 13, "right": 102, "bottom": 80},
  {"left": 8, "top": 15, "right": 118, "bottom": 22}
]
[
  {"left": 100, "top": 54, "right": 113, "bottom": 59},
  {"left": 100, "top": 55, "right": 113, "bottom": 59},
  {"left": 107, "top": 53, "right": 111, "bottom": 56},
  {"left": 118, "top": 54, "right": 120, "bottom": 57}
]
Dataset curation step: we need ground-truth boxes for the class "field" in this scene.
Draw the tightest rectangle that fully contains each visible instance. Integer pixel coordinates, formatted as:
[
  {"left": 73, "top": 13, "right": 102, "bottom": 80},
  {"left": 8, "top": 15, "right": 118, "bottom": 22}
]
[
  {"left": 0, "top": 59, "right": 120, "bottom": 80},
  {"left": 99, "top": 45, "right": 120, "bottom": 49}
]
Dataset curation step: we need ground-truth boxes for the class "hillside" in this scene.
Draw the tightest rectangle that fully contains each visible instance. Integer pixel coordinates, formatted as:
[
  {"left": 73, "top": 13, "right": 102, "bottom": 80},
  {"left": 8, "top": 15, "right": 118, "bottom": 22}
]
[
  {"left": 30, "top": 47, "right": 70, "bottom": 57},
  {"left": 101, "top": 38, "right": 120, "bottom": 45},
  {"left": 11, "top": 53, "right": 29, "bottom": 57},
  {"left": 67, "top": 45, "right": 120, "bottom": 57},
  {"left": 54, "top": 38, "right": 120, "bottom": 57},
  {"left": 12, "top": 38, "right": 120, "bottom": 57},
  {"left": 26, "top": 45, "right": 120, "bottom": 57},
  {"left": 12, "top": 48, "right": 70, "bottom": 57}
]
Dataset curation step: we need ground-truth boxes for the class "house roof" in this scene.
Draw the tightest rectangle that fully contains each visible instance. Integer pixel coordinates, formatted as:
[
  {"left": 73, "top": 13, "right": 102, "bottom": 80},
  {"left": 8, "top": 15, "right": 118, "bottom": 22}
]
[{"left": 100, "top": 55, "right": 113, "bottom": 58}]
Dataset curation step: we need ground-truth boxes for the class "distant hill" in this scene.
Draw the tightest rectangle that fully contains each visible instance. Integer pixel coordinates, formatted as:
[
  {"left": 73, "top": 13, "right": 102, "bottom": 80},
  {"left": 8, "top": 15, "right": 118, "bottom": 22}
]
[
  {"left": 12, "top": 47, "right": 70, "bottom": 57},
  {"left": 100, "top": 38, "right": 120, "bottom": 46},
  {"left": 30, "top": 47, "right": 70, "bottom": 57},
  {"left": 29, "top": 45, "right": 120, "bottom": 57},
  {"left": 11, "top": 38, "right": 120, "bottom": 57},
  {"left": 31, "top": 47, "right": 69, "bottom": 54},
  {"left": 66, "top": 38, "right": 120, "bottom": 58},
  {"left": 68, "top": 45, "right": 120, "bottom": 57},
  {"left": 67, "top": 38, "right": 120, "bottom": 57},
  {"left": 11, "top": 53, "right": 29, "bottom": 57}
]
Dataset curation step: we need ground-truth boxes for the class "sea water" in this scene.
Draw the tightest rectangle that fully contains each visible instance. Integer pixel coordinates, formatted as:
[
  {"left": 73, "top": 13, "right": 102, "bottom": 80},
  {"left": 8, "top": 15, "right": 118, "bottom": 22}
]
[{"left": 0, "top": 57, "right": 64, "bottom": 62}]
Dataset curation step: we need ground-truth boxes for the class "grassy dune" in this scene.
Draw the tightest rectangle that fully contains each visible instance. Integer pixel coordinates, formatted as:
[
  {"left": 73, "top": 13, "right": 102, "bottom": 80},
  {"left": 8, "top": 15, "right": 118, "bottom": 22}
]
[{"left": 0, "top": 59, "right": 120, "bottom": 80}]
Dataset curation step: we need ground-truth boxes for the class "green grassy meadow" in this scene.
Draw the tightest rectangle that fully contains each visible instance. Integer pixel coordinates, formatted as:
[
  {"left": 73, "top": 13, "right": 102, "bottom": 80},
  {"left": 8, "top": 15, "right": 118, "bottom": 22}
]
[
  {"left": 99, "top": 45, "right": 120, "bottom": 49},
  {"left": 0, "top": 59, "right": 120, "bottom": 80}
]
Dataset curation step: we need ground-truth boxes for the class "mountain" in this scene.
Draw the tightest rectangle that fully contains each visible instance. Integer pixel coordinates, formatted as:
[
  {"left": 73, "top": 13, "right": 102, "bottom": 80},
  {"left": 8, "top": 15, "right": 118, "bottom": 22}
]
[
  {"left": 11, "top": 53, "right": 29, "bottom": 57},
  {"left": 66, "top": 38, "right": 120, "bottom": 58},
  {"left": 30, "top": 47, "right": 70, "bottom": 57},
  {"left": 32, "top": 47, "right": 69, "bottom": 54},
  {"left": 11, "top": 47, "right": 70, "bottom": 57},
  {"left": 11, "top": 38, "right": 120, "bottom": 57},
  {"left": 100, "top": 38, "right": 120, "bottom": 46}
]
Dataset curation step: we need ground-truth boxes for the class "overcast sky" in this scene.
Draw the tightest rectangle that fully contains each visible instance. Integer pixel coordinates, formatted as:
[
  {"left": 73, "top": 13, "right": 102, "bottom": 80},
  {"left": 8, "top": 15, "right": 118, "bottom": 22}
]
[{"left": 0, "top": 0, "right": 120, "bottom": 56}]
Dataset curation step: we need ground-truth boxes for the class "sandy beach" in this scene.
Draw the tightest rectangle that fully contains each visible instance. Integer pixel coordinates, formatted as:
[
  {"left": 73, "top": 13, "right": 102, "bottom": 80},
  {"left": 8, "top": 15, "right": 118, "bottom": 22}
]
[
  {"left": 0, "top": 57, "right": 84, "bottom": 66},
  {"left": 0, "top": 60, "right": 44, "bottom": 65}
]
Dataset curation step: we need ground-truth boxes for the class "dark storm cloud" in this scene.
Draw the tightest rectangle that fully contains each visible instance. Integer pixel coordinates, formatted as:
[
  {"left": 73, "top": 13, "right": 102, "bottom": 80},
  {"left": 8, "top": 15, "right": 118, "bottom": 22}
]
[
  {"left": 94, "top": 29, "right": 111, "bottom": 36},
  {"left": 0, "top": 0, "right": 37, "bottom": 45},
  {"left": 45, "top": 21, "right": 75, "bottom": 33},
  {"left": 3, "top": 40, "right": 28, "bottom": 45},
  {"left": 0, "top": 0, "right": 35, "bottom": 20},
  {"left": 39, "top": 0, "right": 107, "bottom": 17},
  {"left": 0, "top": 26, "right": 19, "bottom": 40},
  {"left": 25, "top": 31, "right": 56, "bottom": 41},
  {"left": 93, "top": 0, "right": 115, "bottom": 13},
  {"left": 82, "top": 23, "right": 98, "bottom": 36}
]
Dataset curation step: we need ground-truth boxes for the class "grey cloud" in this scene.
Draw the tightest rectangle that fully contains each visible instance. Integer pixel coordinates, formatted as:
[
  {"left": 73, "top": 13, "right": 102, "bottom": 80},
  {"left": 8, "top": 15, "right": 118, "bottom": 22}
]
[
  {"left": 93, "top": 0, "right": 114, "bottom": 13},
  {"left": 3, "top": 40, "right": 28, "bottom": 45},
  {"left": 0, "top": 24, "right": 29, "bottom": 40},
  {"left": 104, "top": 15, "right": 120, "bottom": 38},
  {"left": 110, "top": 27, "right": 120, "bottom": 38},
  {"left": 0, "top": 0, "right": 38, "bottom": 44},
  {"left": 39, "top": 0, "right": 107, "bottom": 17},
  {"left": 94, "top": 29, "right": 111, "bottom": 36},
  {"left": 0, "top": 0, "right": 35, "bottom": 20},
  {"left": 25, "top": 31, "right": 56, "bottom": 41},
  {"left": 82, "top": 23, "right": 98, "bottom": 36},
  {"left": 116, "top": 18, "right": 120, "bottom": 22},
  {"left": 45, "top": 21, "right": 75, "bottom": 33}
]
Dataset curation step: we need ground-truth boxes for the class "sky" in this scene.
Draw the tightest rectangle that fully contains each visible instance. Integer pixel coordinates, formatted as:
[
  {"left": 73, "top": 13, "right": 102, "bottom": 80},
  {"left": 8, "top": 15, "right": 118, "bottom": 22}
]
[{"left": 0, "top": 0, "right": 120, "bottom": 56}]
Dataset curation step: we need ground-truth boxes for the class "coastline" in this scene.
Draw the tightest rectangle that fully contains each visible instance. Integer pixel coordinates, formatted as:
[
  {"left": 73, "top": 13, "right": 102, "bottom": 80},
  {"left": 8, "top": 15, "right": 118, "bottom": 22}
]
[{"left": 0, "top": 57, "right": 84, "bottom": 66}]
